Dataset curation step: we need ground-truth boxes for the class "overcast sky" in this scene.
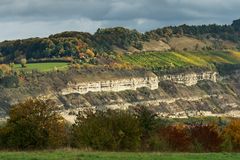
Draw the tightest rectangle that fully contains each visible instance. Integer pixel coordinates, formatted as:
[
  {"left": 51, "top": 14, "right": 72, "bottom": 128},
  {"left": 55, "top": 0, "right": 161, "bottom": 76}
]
[{"left": 0, "top": 0, "right": 239, "bottom": 41}]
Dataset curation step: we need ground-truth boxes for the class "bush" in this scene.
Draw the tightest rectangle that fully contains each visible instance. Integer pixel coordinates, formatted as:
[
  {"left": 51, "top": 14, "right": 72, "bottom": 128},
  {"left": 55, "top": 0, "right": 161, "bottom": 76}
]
[
  {"left": 72, "top": 109, "right": 141, "bottom": 151},
  {"left": 20, "top": 58, "right": 27, "bottom": 68},
  {"left": 0, "top": 64, "right": 12, "bottom": 77},
  {"left": 0, "top": 75, "right": 19, "bottom": 88}
]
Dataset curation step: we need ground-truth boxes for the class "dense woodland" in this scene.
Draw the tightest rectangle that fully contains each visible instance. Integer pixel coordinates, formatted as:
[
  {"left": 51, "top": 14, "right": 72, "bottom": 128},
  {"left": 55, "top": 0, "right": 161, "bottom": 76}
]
[{"left": 0, "top": 19, "right": 240, "bottom": 63}]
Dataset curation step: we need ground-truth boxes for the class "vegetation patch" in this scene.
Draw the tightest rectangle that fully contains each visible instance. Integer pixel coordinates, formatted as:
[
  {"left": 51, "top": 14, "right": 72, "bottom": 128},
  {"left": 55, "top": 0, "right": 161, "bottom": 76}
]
[
  {"left": 13, "top": 62, "right": 69, "bottom": 72},
  {"left": 0, "top": 151, "right": 239, "bottom": 160},
  {"left": 121, "top": 51, "right": 240, "bottom": 71}
]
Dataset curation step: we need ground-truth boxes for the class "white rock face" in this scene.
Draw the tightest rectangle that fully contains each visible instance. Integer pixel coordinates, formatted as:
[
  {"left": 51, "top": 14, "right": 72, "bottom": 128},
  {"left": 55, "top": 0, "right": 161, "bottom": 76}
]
[
  {"left": 159, "top": 71, "right": 217, "bottom": 86},
  {"left": 61, "top": 71, "right": 218, "bottom": 95},
  {"left": 62, "top": 75, "right": 159, "bottom": 95}
]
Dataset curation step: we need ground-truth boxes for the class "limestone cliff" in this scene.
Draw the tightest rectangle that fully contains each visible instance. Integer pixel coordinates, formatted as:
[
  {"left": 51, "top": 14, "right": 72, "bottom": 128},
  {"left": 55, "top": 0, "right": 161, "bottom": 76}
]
[
  {"left": 62, "top": 75, "right": 159, "bottom": 95},
  {"left": 61, "top": 71, "right": 217, "bottom": 95},
  {"left": 1, "top": 70, "right": 239, "bottom": 123},
  {"left": 159, "top": 71, "right": 218, "bottom": 86}
]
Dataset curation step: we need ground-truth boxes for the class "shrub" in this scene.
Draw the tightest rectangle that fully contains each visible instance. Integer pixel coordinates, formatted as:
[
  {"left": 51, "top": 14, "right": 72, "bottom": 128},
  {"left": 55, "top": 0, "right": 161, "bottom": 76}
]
[
  {"left": 0, "top": 75, "right": 19, "bottom": 88},
  {"left": 20, "top": 58, "right": 27, "bottom": 68},
  {"left": 72, "top": 109, "right": 141, "bottom": 151},
  {"left": 85, "top": 49, "right": 95, "bottom": 58},
  {"left": 0, "top": 64, "right": 11, "bottom": 76}
]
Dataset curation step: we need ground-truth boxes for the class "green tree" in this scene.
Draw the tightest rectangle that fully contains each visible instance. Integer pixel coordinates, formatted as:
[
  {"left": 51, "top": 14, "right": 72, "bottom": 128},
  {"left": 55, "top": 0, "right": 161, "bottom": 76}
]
[
  {"left": 163, "top": 27, "right": 173, "bottom": 37},
  {"left": 132, "top": 105, "right": 158, "bottom": 150},
  {"left": 232, "top": 19, "right": 240, "bottom": 31},
  {"left": 72, "top": 109, "right": 141, "bottom": 151},
  {"left": 133, "top": 105, "right": 157, "bottom": 135}
]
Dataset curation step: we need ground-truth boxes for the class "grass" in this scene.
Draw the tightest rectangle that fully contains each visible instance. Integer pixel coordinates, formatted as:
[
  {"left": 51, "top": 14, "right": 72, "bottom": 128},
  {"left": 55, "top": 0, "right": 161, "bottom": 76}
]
[
  {"left": 0, "top": 151, "right": 239, "bottom": 160},
  {"left": 13, "top": 62, "right": 69, "bottom": 72},
  {"left": 10, "top": 51, "right": 240, "bottom": 73},
  {"left": 121, "top": 51, "right": 240, "bottom": 69}
]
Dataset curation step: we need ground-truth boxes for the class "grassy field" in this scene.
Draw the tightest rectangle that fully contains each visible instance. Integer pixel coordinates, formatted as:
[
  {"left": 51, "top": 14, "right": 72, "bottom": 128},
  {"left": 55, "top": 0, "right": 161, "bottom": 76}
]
[
  {"left": 13, "top": 62, "right": 69, "bottom": 72},
  {"left": 121, "top": 51, "right": 240, "bottom": 69},
  {"left": 9, "top": 51, "right": 240, "bottom": 73},
  {"left": 10, "top": 51, "right": 240, "bottom": 72},
  {"left": 0, "top": 151, "right": 239, "bottom": 160}
]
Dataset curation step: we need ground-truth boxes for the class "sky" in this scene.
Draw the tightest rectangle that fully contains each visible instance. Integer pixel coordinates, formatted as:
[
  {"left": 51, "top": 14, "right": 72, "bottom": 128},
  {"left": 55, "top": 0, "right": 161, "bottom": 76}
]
[{"left": 0, "top": 0, "right": 239, "bottom": 41}]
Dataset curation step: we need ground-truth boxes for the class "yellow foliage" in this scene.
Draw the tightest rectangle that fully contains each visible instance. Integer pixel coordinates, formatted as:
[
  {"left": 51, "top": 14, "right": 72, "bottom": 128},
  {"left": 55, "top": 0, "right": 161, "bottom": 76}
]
[
  {"left": 229, "top": 50, "right": 240, "bottom": 59},
  {"left": 85, "top": 49, "right": 95, "bottom": 58},
  {"left": 0, "top": 64, "right": 11, "bottom": 75},
  {"left": 64, "top": 56, "right": 74, "bottom": 62},
  {"left": 224, "top": 119, "right": 240, "bottom": 144},
  {"left": 110, "top": 62, "right": 133, "bottom": 70},
  {"left": 70, "top": 63, "right": 81, "bottom": 69}
]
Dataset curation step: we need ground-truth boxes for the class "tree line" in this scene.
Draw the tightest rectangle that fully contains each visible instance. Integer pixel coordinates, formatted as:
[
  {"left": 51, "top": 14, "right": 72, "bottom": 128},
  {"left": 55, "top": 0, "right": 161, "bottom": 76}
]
[
  {"left": 0, "top": 27, "right": 142, "bottom": 63},
  {"left": 146, "top": 19, "right": 240, "bottom": 42},
  {"left": 1, "top": 19, "right": 240, "bottom": 63},
  {"left": 1, "top": 99, "right": 240, "bottom": 152}
]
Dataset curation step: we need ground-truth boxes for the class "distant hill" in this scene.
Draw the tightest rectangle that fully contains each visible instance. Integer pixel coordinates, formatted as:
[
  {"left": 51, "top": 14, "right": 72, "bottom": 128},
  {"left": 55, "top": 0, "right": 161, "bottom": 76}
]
[
  {"left": 0, "top": 19, "right": 240, "bottom": 63},
  {"left": 1, "top": 19, "right": 240, "bottom": 122}
]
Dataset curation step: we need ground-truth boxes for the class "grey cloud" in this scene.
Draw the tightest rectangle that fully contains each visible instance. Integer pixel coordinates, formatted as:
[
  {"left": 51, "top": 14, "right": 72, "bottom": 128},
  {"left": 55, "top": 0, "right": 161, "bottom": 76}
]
[
  {"left": 1, "top": 0, "right": 239, "bottom": 21},
  {"left": 0, "top": 0, "right": 239, "bottom": 41}
]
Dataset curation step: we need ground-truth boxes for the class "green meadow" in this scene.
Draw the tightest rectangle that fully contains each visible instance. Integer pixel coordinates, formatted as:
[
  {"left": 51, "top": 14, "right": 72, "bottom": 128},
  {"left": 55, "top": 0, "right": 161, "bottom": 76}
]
[
  {"left": 0, "top": 151, "right": 240, "bottom": 160},
  {"left": 13, "top": 62, "right": 69, "bottom": 72},
  {"left": 11, "top": 51, "right": 240, "bottom": 72}
]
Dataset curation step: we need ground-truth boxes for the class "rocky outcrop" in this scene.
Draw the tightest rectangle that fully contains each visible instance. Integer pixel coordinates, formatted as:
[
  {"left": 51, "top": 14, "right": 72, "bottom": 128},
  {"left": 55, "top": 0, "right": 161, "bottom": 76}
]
[
  {"left": 62, "top": 71, "right": 218, "bottom": 95},
  {"left": 60, "top": 79, "right": 240, "bottom": 123},
  {"left": 62, "top": 75, "right": 159, "bottom": 95},
  {"left": 159, "top": 71, "right": 218, "bottom": 86},
  {"left": 0, "top": 70, "right": 227, "bottom": 123}
]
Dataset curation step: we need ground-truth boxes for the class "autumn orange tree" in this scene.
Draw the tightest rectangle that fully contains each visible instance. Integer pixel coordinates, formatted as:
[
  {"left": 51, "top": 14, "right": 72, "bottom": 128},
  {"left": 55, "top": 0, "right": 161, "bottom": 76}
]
[
  {"left": 85, "top": 49, "right": 95, "bottom": 58},
  {"left": 223, "top": 119, "right": 240, "bottom": 151},
  {"left": 190, "top": 124, "right": 223, "bottom": 152},
  {"left": 157, "top": 125, "right": 191, "bottom": 152},
  {"left": 0, "top": 99, "right": 68, "bottom": 149}
]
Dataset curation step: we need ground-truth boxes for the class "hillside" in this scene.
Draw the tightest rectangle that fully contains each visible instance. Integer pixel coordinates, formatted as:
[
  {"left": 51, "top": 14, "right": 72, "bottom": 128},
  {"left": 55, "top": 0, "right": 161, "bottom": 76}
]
[
  {"left": 121, "top": 50, "right": 240, "bottom": 73},
  {"left": 1, "top": 65, "right": 240, "bottom": 122},
  {"left": 1, "top": 19, "right": 240, "bottom": 123},
  {"left": 0, "top": 19, "right": 240, "bottom": 64}
]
